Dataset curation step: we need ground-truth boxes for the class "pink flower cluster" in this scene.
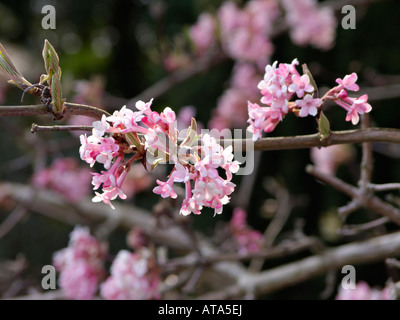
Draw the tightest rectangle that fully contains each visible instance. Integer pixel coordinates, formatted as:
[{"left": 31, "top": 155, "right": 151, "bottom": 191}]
[
  {"left": 53, "top": 226, "right": 107, "bottom": 300},
  {"left": 218, "top": 0, "right": 279, "bottom": 66},
  {"left": 335, "top": 281, "right": 393, "bottom": 300},
  {"left": 79, "top": 99, "right": 239, "bottom": 215},
  {"left": 282, "top": 0, "right": 337, "bottom": 50},
  {"left": 54, "top": 227, "right": 161, "bottom": 300},
  {"left": 325, "top": 72, "right": 372, "bottom": 125},
  {"left": 248, "top": 59, "right": 322, "bottom": 140},
  {"left": 32, "top": 158, "right": 92, "bottom": 202},
  {"left": 248, "top": 60, "right": 373, "bottom": 141},
  {"left": 101, "top": 249, "right": 160, "bottom": 300},
  {"left": 79, "top": 99, "right": 173, "bottom": 209},
  {"left": 229, "top": 208, "right": 263, "bottom": 254},
  {"left": 153, "top": 133, "right": 240, "bottom": 216}
]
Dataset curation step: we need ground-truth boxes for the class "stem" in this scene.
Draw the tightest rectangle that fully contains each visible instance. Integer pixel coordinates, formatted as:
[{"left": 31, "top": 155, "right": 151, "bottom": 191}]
[
  {"left": 31, "top": 124, "right": 92, "bottom": 133},
  {"left": 0, "top": 102, "right": 110, "bottom": 119},
  {"left": 234, "top": 128, "right": 400, "bottom": 152},
  {"left": 307, "top": 165, "right": 400, "bottom": 226}
]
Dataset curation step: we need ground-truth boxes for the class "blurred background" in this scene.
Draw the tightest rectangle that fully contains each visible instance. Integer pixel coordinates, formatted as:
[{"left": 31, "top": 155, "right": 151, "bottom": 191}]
[{"left": 1, "top": 0, "right": 400, "bottom": 299}]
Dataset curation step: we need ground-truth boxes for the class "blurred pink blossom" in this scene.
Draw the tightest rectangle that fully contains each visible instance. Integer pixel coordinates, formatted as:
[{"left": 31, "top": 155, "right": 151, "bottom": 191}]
[
  {"left": 336, "top": 281, "right": 393, "bottom": 300},
  {"left": 189, "top": 13, "right": 217, "bottom": 55},
  {"left": 32, "top": 158, "right": 92, "bottom": 202},
  {"left": 218, "top": 0, "right": 279, "bottom": 66},
  {"left": 53, "top": 226, "right": 107, "bottom": 300},
  {"left": 100, "top": 249, "right": 160, "bottom": 300},
  {"left": 282, "top": 0, "right": 337, "bottom": 50},
  {"left": 311, "top": 145, "right": 354, "bottom": 176},
  {"left": 230, "top": 208, "right": 263, "bottom": 254}
]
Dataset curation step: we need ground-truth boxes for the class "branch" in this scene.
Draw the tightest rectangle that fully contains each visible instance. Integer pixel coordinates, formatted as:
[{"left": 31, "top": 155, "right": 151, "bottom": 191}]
[
  {"left": 1, "top": 183, "right": 192, "bottom": 252},
  {"left": 0, "top": 102, "right": 110, "bottom": 119},
  {"left": 306, "top": 165, "right": 400, "bottom": 226},
  {"left": 200, "top": 230, "right": 400, "bottom": 299},
  {"left": 31, "top": 124, "right": 92, "bottom": 133},
  {"left": 245, "top": 128, "right": 400, "bottom": 152}
]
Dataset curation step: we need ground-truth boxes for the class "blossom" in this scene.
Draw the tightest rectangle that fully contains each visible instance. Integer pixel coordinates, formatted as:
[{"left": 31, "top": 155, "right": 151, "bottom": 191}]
[
  {"left": 282, "top": 0, "right": 337, "bottom": 50},
  {"left": 336, "top": 73, "right": 360, "bottom": 92},
  {"left": 100, "top": 249, "right": 160, "bottom": 300},
  {"left": 218, "top": 0, "right": 278, "bottom": 66},
  {"left": 229, "top": 208, "right": 263, "bottom": 254},
  {"left": 295, "top": 94, "right": 322, "bottom": 117},
  {"left": 189, "top": 13, "right": 217, "bottom": 55},
  {"left": 79, "top": 98, "right": 239, "bottom": 215},
  {"left": 153, "top": 178, "right": 178, "bottom": 199},
  {"left": 32, "top": 158, "right": 92, "bottom": 202},
  {"left": 288, "top": 74, "right": 314, "bottom": 98},
  {"left": 53, "top": 226, "right": 107, "bottom": 300}
]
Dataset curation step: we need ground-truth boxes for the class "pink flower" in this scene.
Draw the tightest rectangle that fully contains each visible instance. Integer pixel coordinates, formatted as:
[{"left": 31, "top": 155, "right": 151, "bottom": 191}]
[
  {"left": 153, "top": 178, "right": 178, "bottom": 199},
  {"left": 247, "top": 102, "right": 282, "bottom": 140},
  {"left": 295, "top": 94, "right": 322, "bottom": 117},
  {"left": 334, "top": 94, "right": 372, "bottom": 125},
  {"left": 100, "top": 249, "right": 160, "bottom": 300},
  {"left": 288, "top": 74, "right": 314, "bottom": 98},
  {"left": 336, "top": 73, "right": 360, "bottom": 92}
]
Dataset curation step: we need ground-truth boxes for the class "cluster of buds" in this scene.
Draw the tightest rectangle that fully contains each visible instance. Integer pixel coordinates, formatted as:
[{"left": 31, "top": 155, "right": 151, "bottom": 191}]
[
  {"left": 247, "top": 59, "right": 372, "bottom": 141},
  {"left": 79, "top": 99, "right": 240, "bottom": 215}
]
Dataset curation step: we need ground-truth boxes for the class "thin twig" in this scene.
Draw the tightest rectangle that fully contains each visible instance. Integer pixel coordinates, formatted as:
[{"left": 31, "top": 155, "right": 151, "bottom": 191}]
[
  {"left": 31, "top": 124, "right": 93, "bottom": 133},
  {"left": 249, "top": 178, "right": 293, "bottom": 272},
  {"left": 306, "top": 165, "right": 400, "bottom": 226},
  {"left": 0, "top": 205, "right": 27, "bottom": 239},
  {"left": 340, "top": 217, "right": 390, "bottom": 236},
  {"left": 369, "top": 183, "right": 400, "bottom": 192}
]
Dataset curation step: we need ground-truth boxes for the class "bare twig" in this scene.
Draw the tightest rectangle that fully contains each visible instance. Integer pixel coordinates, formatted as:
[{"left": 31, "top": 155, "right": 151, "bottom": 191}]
[
  {"left": 306, "top": 165, "right": 400, "bottom": 226},
  {"left": 369, "top": 183, "right": 400, "bottom": 192},
  {"left": 340, "top": 217, "right": 390, "bottom": 236},
  {"left": 31, "top": 124, "right": 93, "bottom": 133},
  {"left": 0, "top": 205, "right": 28, "bottom": 239},
  {"left": 249, "top": 178, "right": 293, "bottom": 272}
]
